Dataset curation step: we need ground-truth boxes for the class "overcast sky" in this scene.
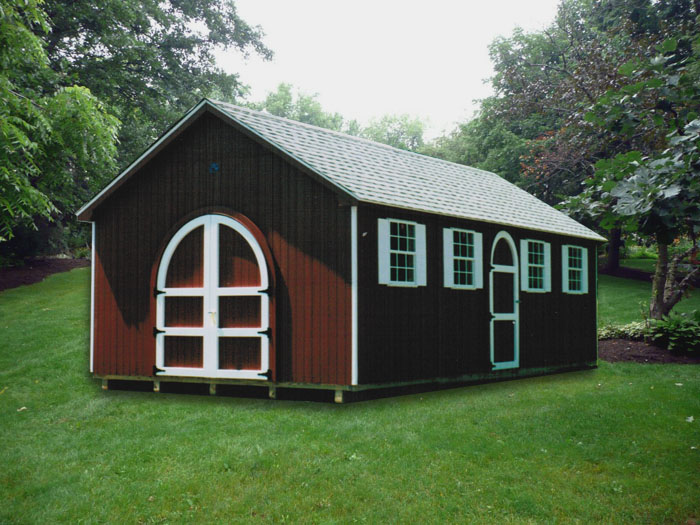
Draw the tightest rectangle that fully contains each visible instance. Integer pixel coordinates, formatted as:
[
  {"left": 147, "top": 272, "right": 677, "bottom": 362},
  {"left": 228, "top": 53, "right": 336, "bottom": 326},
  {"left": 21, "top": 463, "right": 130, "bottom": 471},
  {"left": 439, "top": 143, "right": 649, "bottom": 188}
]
[{"left": 216, "top": 1, "right": 561, "bottom": 139}]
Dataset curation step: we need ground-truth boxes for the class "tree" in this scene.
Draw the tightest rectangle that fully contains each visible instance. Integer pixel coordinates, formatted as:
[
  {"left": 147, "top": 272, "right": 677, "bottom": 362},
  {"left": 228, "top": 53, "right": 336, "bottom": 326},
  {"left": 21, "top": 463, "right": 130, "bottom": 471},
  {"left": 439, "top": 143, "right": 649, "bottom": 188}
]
[
  {"left": 40, "top": 0, "right": 272, "bottom": 166},
  {"left": 253, "top": 84, "right": 425, "bottom": 151},
  {"left": 565, "top": 34, "right": 700, "bottom": 318},
  {"left": 360, "top": 114, "right": 425, "bottom": 152},
  {"left": 0, "top": 0, "right": 119, "bottom": 244},
  {"left": 422, "top": 98, "right": 535, "bottom": 183},
  {"left": 252, "top": 83, "right": 355, "bottom": 133},
  {"left": 431, "top": 0, "right": 697, "bottom": 271}
]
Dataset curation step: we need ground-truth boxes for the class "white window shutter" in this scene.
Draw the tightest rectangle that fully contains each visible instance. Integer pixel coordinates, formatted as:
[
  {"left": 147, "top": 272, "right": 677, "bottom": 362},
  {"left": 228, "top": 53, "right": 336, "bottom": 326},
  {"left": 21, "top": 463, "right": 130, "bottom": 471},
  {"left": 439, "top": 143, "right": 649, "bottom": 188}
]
[
  {"left": 520, "top": 239, "right": 529, "bottom": 291},
  {"left": 543, "top": 242, "right": 552, "bottom": 292},
  {"left": 443, "top": 228, "right": 453, "bottom": 287},
  {"left": 580, "top": 246, "right": 589, "bottom": 293},
  {"left": 473, "top": 232, "right": 483, "bottom": 289},
  {"left": 377, "top": 219, "right": 390, "bottom": 284},
  {"left": 416, "top": 223, "right": 427, "bottom": 286},
  {"left": 561, "top": 245, "right": 569, "bottom": 293}
]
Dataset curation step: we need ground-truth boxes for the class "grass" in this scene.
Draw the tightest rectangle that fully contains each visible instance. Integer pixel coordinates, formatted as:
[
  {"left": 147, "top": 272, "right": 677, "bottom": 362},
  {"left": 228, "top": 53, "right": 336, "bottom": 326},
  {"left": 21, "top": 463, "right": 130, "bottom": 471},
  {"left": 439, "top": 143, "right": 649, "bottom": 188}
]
[
  {"left": 620, "top": 257, "right": 657, "bottom": 273},
  {"left": 598, "top": 274, "right": 700, "bottom": 326},
  {"left": 1, "top": 269, "right": 699, "bottom": 523}
]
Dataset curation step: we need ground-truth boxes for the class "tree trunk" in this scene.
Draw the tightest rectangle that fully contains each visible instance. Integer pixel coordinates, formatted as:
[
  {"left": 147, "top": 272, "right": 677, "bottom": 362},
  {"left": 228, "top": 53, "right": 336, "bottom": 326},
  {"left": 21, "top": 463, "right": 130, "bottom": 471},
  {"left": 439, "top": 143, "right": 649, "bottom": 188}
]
[
  {"left": 649, "top": 239, "right": 700, "bottom": 319},
  {"left": 603, "top": 228, "right": 622, "bottom": 274},
  {"left": 649, "top": 241, "right": 669, "bottom": 319}
]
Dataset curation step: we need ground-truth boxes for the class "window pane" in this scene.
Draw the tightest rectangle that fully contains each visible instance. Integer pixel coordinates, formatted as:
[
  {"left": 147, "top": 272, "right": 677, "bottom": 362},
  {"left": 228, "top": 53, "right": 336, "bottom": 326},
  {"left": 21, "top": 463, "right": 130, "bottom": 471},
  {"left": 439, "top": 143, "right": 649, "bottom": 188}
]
[
  {"left": 451, "top": 229, "right": 477, "bottom": 287},
  {"left": 568, "top": 247, "right": 582, "bottom": 269},
  {"left": 569, "top": 269, "right": 581, "bottom": 291},
  {"left": 390, "top": 235, "right": 399, "bottom": 251},
  {"left": 529, "top": 266, "right": 543, "bottom": 289},
  {"left": 388, "top": 224, "right": 417, "bottom": 283}
]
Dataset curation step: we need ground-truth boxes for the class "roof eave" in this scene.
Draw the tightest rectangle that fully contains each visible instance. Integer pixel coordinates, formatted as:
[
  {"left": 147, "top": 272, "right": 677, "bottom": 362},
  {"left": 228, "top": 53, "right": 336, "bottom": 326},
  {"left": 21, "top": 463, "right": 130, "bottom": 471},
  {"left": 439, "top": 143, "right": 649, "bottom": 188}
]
[{"left": 357, "top": 199, "right": 607, "bottom": 242}]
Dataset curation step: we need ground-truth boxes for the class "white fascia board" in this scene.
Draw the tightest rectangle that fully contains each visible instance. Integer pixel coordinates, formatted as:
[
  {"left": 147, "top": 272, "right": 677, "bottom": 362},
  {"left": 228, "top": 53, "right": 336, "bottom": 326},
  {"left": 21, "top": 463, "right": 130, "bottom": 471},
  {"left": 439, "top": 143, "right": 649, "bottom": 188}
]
[{"left": 76, "top": 99, "right": 211, "bottom": 220}]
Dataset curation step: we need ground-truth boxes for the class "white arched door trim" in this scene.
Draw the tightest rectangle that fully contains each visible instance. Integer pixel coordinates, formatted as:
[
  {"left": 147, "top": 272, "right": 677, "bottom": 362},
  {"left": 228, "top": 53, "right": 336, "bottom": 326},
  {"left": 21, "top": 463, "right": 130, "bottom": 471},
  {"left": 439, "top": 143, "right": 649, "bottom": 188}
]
[
  {"left": 489, "top": 231, "right": 520, "bottom": 370},
  {"left": 155, "top": 214, "right": 270, "bottom": 380}
]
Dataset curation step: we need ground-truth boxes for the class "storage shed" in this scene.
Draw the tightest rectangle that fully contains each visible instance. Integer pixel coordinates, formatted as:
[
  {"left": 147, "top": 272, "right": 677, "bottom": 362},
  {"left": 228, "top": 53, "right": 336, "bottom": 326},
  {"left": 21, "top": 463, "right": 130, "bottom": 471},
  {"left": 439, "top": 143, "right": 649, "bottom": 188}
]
[{"left": 77, "top": 99, "right": 606, "bottom": 401}]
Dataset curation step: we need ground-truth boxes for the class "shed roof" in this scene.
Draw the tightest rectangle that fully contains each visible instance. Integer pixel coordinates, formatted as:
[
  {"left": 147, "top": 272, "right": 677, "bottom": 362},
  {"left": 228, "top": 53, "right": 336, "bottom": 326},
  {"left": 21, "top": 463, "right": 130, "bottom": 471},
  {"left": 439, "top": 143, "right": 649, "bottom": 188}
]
[{"left": 78, "top": 99, "right": 605, "bottom": 241}]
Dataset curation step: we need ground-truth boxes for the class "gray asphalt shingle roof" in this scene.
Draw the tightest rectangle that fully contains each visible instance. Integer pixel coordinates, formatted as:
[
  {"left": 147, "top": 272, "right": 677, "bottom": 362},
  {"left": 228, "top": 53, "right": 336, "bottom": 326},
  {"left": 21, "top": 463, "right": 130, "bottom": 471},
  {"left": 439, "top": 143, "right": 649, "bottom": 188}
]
[{"left": 214, "top": 101, "right": 604, "bottom": 241}]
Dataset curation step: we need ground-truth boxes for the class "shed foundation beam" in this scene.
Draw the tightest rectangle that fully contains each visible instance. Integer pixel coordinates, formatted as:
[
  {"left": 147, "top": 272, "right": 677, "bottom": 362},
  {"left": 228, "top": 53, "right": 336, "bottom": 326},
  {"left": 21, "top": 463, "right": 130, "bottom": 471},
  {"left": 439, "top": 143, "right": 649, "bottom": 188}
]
[
  {"left": 209, "top": 383, "right": 217, "bottom": 396},
  {"left": 153, "top": 380, "right": 160, "bottom": 393},
  {"left": 334, "top": 389, "right": 344, "bottom": 404},
  {"left": 101, "top": 379, "right": 109, "bottom": 391},
  {"left": 268, "top": 386, "right": 276, "bottom": 399}
]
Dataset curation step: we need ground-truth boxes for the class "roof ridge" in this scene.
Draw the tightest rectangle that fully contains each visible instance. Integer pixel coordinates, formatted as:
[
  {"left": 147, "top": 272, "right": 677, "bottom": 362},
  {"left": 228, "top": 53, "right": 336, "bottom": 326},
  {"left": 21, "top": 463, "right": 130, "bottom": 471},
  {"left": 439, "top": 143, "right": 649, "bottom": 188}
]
[{"left": 211, "top": 99, "right": 500, "bottom": 179}]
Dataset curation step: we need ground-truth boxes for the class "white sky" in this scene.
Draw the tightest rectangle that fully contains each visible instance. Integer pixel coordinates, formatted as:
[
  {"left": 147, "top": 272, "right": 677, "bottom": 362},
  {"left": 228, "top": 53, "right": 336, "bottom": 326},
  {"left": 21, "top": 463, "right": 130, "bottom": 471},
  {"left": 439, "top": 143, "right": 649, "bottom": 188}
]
[{"left": 216, "top": 1, "right": 561, "bottom": 139}]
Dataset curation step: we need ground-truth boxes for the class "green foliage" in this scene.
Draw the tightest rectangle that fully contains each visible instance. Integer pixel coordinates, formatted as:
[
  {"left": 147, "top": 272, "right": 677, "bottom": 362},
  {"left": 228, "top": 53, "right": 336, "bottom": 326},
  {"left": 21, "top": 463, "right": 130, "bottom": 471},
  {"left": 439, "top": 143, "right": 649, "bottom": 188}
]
[
  {"left": 0, "top": 0, "right": 119, "bottom": 243},
  {"left": 254, "top": 83, "right": 426, "bottom": 151},
  {"left": 567, "top": 32, "right": 700, "bottom": 242},
  {"left": 251, "top": 83, "right": 355, "bottom": 133},
  {"left": 423, "top": 99, "right": 531, "bottom": 183},
  {"left": 651, "top": 311, "right": 700, "bottom": 353},
  {"left": 430, "top": 0, "right": 697, "bottom": 209},
  {"left": 360, "top": 114, "right": 425, "bottom": 152},
  {"left": 1, "top": 269, "right": 700, "bottom": 522},
  {"left": 625, "top": 244, "right": 657, "bottom": 259},
  {"left": 597, "top": 321, "right": 649, "bottom": 341},
  {"left": 41, "top": 0, "right": 272, "bottom": 167}
]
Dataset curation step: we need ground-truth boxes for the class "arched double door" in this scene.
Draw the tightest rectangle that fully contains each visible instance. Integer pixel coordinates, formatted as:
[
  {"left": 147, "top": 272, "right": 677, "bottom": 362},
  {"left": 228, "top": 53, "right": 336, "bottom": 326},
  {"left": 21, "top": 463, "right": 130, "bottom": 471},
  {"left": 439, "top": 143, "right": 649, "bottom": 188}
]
[{"left": 154, "top": 214, "right": 270, "bottom": 380}]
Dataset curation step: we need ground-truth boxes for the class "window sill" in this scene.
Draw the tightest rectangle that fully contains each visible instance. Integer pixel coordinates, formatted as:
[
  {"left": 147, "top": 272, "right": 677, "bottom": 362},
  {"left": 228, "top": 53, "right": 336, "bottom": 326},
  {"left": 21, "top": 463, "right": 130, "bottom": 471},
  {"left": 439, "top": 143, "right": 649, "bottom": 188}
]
[{"left": 383, "top": 282, "right": 421, "bottom": 288}]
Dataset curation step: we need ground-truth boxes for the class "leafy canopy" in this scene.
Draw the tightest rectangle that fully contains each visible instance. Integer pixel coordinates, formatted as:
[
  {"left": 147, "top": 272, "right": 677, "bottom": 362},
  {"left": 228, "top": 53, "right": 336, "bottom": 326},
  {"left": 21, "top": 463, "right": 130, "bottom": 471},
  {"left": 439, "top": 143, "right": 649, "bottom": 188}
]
[
  {"left": 0, "top": 0, "right": 119, "bottom": 242},
  {"left": 41, "top": 0, "right": 273, "bottom": 166}
]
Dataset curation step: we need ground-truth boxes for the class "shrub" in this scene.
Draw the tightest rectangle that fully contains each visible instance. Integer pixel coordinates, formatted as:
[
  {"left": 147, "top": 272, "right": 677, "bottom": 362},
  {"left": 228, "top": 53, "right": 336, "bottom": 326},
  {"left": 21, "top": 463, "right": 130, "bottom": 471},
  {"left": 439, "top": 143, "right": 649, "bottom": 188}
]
[
  {"left": 650, "top": 311, "right": 700, "bottom": 354},
  {"left": 598, "top": 321, "right": 649, "bottom": 340}
]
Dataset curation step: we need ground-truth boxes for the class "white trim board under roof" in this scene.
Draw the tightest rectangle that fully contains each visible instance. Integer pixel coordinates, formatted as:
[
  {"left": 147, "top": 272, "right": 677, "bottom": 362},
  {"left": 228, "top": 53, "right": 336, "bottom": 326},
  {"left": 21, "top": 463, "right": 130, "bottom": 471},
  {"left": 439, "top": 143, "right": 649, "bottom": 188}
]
[{"left": 78, "top": 99, "right": 605, "bottom": 242}]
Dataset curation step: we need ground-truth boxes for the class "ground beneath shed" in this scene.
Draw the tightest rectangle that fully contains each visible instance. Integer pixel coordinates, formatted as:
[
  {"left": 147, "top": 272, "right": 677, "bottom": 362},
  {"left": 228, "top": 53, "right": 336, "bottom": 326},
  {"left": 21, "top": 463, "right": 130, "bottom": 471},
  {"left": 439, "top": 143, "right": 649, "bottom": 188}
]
[
  {"left": 0, "top": 257, "right": 89, "bottom": 292},
  {"left": 598, "top": 339, "right": 699, "bottom": 364}
]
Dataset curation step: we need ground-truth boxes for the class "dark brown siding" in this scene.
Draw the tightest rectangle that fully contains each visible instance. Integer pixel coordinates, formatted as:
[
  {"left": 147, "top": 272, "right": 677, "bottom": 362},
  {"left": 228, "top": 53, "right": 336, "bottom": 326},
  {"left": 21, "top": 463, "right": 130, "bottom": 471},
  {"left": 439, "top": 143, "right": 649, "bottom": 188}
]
[
  {"left": 92, "top": 110, "right": 352, "bottom": 385},
  {"left": 356, "top": 204, "right": 598, "bottom": 385}
]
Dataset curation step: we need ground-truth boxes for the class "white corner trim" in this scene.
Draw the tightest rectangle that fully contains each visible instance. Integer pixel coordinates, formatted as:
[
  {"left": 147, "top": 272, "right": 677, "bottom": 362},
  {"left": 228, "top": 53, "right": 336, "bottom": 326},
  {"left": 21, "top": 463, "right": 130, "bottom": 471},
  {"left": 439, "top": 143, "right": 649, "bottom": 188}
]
[
  {"left": 351, "top": 206, "right": 358, "bottom": 386},
  {"left": 89, "top": 221, "right": 95, "bottom": 373}
]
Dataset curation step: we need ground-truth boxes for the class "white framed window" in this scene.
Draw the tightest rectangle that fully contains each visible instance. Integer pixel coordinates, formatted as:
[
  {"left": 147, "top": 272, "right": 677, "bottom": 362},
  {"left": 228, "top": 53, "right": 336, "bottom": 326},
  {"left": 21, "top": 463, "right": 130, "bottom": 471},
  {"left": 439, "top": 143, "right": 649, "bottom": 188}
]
[
  {"left": 378, "top": 218, "right": 426, "bottom": 287},
  {"left": 520, "top": 239, "right": 551, "bottom": 292},
  {"left": 443, "top": 228, "right": 483, "bottom": 289},
  {"left": 562, "top": 245, "right": 588, "bottom": 294}
]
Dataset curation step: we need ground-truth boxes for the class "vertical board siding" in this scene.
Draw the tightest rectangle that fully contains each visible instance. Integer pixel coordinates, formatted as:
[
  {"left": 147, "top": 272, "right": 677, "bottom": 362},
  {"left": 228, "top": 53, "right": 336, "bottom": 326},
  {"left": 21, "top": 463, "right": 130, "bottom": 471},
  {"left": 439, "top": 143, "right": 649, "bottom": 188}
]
[
  {"left": 92, "top": 111, "right": 352, "bottom": 384},
  {"left": 357, "top": 204, "right": 598, "bottom": 385}
]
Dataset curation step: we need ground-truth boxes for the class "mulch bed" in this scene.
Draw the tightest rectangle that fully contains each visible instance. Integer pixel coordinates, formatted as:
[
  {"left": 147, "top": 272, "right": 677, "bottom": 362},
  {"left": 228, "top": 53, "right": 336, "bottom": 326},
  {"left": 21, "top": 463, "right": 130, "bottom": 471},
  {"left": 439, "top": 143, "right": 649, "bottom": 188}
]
[
  {"left": 598, "top": 339, "right": 700, "bottom": 364},
  {"left": 0, "top": 257, "right": 90, "bottom": 292}
]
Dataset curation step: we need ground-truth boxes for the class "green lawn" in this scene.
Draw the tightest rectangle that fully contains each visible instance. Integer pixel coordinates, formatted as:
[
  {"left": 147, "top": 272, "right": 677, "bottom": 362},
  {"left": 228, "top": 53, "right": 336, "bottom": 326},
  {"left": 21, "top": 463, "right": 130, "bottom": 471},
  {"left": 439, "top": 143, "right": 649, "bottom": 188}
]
[
  {"left": 598, "top": 274, "right": 700, "bottom": 326},
  {"left": 620, "top": 257, "right": 656, "bottom": 273},
  {"left": 1, "top": 268, "right": 699, "bottom": 523}
]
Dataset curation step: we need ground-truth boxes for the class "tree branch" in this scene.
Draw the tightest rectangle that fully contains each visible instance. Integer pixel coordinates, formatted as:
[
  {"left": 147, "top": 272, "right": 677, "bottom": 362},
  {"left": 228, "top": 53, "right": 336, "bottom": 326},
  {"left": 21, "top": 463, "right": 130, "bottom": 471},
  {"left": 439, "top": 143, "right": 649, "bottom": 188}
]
[{"left": 523, "top": 61, "right": 597, "bottom": 104}]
